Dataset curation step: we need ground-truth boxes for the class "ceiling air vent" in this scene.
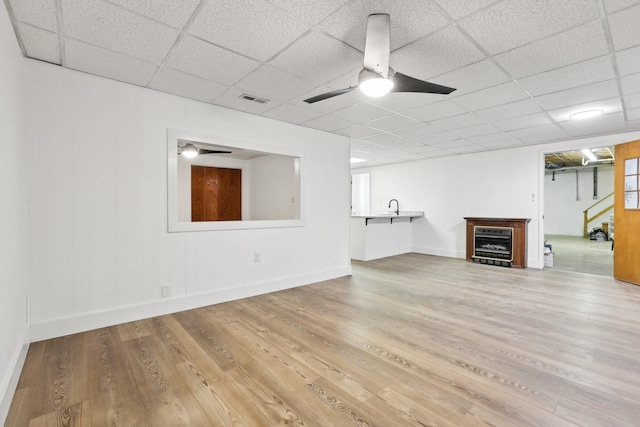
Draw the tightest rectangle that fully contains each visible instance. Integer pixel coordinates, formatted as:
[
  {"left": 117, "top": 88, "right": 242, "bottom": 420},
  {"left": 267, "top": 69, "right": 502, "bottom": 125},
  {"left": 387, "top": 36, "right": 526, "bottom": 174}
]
[{"left": 240, "top": 93, "right": 270, "bottom": 104}]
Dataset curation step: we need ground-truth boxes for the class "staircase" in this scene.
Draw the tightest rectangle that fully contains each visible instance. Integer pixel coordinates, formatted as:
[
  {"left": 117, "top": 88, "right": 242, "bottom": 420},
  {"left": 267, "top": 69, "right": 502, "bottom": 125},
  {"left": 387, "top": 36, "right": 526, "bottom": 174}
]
[{"left": 583, "top": 191, "right": 614, "bottom": 238}]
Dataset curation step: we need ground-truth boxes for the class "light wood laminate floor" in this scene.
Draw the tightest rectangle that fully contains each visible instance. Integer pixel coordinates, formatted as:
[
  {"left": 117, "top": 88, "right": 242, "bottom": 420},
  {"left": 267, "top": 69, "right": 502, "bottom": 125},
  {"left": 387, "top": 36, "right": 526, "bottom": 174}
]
[{"left": 6, "top": 254, "right": 640, "bottom": 426}]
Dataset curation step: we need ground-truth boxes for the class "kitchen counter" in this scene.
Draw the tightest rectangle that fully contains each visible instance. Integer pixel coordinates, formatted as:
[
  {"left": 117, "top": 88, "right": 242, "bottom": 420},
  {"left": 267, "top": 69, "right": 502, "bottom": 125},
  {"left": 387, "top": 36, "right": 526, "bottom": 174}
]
[
  {"left": 352, "top": 211, "right": 424, "bottom": 225},
  {"left": 350, "top": 211, "right": 424, "bottom": 261}
]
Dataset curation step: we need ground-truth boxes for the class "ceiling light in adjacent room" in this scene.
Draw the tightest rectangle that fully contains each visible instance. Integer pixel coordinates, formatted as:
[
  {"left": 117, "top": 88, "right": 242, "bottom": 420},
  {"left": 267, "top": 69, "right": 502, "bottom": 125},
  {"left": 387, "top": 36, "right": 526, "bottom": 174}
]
[
  {"left": 581, "top": 148, "right": 597, "bottom": 161},
  {"left": 350, "top": 157, "right": 366, "bottom": 164},
  {"left": 181, "top": 143, "right": 199, "bottom": 158},
  {"left": 570, "top": 110, "right": 603, "bottom": 120}
]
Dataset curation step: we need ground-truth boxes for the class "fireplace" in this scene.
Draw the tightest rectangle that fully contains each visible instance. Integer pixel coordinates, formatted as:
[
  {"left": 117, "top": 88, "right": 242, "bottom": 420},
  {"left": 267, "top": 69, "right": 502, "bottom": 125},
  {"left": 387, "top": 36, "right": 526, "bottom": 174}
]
[
  {"left": 464, "top": 217, "right": 530, "bottom": 268},
  {"left": 473, "top": 226, "right": 513, "bottom": 267}
]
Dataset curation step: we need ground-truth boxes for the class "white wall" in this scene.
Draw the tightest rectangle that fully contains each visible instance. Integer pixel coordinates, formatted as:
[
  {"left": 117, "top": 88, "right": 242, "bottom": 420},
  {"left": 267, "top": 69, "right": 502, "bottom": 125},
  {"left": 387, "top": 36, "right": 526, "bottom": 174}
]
[
  {"left": 26, "top": 60, "right": 351, "bottom": 340},
  {"left": 249, "top": 154, "right": 298, "bottom": 220},
  {"left": 355, "top": 134, "right": 640, "bottom": 269},
  {"left": 544, "top": 165, "right": 614, "bottom": 236},
  {"left": 0, "top": 6, "right": 29, "bottom": 423}
]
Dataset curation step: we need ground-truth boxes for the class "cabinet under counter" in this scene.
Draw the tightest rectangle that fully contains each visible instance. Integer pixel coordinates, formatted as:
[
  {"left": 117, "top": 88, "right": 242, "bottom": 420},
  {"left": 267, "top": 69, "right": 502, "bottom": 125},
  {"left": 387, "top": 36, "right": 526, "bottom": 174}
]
[{"left": 350, "top": 212, "right": 423, "bottom": 261}]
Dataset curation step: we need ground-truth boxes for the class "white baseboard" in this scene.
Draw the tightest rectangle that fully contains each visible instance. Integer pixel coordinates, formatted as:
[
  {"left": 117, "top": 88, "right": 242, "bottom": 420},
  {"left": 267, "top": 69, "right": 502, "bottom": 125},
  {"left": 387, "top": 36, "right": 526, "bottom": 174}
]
[
  {"left": 30, "top": 265, "right": 352, "bottom": 342},
  {"left": 0, "top": 326, "right": 30, "bottom": 426},
  {"left": 412, "top": 245, "right": 465, "bottom": 259}
]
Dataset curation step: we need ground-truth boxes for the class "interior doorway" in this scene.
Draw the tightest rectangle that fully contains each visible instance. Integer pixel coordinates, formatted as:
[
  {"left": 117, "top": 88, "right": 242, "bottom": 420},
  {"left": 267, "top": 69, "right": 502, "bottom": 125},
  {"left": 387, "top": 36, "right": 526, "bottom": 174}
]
[
  {"left": 351, "top": 172, "right": 370, "bottom": 216},
  {"left": 543, "top": 147, "right": 614, "bottom": 276}
]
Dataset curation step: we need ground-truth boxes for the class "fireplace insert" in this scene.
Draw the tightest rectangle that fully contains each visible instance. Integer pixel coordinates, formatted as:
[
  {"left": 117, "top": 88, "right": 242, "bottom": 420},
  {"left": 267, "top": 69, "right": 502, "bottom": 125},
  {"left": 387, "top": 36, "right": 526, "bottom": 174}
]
[{"left": 472, "top": 226, "right": 513, "bottom": 267}]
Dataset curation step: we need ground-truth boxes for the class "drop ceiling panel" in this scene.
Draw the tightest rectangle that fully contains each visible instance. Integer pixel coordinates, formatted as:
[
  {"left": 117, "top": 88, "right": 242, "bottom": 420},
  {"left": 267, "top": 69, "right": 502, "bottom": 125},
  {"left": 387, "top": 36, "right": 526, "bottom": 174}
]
[
  {"left": 107, "top": 0, "right": 201, "bottom": 29},
  {"left": 534, "top": 79, "right": 620, "bottom": 110},
  {"left": 432, "top": 0, "right": 499, "bottom": 20},
  {"left": 268, "top": 0, "right": 351, "bottom": 26},
  {"left": 301, "top": 115, "right": 353, "bottom": 132},
  {"left": 17, "top": 23, "right": 60, "bottom": 64},
  {"left": 360, "top": 133, "right": 405, "bottom": 145},
  {"left": 149, "top": 68, "right": 228, "bottom": 103},
  {"left": 365, "top": 114, "right": 421, "bottom": 131},
  {"left": 507, "top": 123, "right": 564, "bottom": 138},
  {"left": 494, "top": 20, "right": 609, "bottom": 79},
  {"left": 431, "top": 59, "right": 510, "bottom": 97},
  {"left": 608, "top": 4, "right": 640, "bottom": 51},
  {"left": 621, "top": 73, "right": 640, "bottom": 95},
  {"left": 390, "top": 26, "right": 486, "bottom": 81},
  {"left": 291, "top": 88, "right": 361, "bottom": 114},
  {"left": 404, "top": 100, "right": 467, "bottom": 122},
  {"left": 261, "top": 103, "right": 323, "bottom": 125},
  {"left": 65, "top": 38, "right": 158, "bottom": 87},
  {"left": 467, "top": 132, "right": 512, "bottom": 144},
  {"left": 433, "top": 139, "right": 475, "bottom": 149},
  {"left": 604, "top": 0, "right": 639, "bottom": 13},
  {"left": 8, "top": 0, "right": 57, "bottom": 31},
  {"left": 615, "top": 45, "right": 640, "bottom": 76},
  {"left": 452, "top": 82, "right": 529, "bottom": 111},
  {"left": 429, "top": 112, "right": 486, "bottom": 130},
  {"left": 493, "top": 113, "right": 552, "bottom": 131},
  {"left": 450, "top": 123, "right": 501, "bottom": 138},
  {"left": 234, "top": 65, "right": 319, "bottom": 102},
  {"left": 417, "top": 131, "right": 460, "bottom": 145},
  {"left": 459, "top": 0, "right": 600, "bottom": 54},
  {"left": 339, "top": 125, "right": 382, "bottom": 139},
  {"left": 333, "top": 102, "right": 393, "bottom": 123},
  {"left": 476, "top": 99, "right": 543, "bottom": 122},
  {"left": 391, "top": 123, "right": 443, "bottom": 140},
  {"left": 517, "top": 56, "right": 616, "bottom": 96},
  {"left": 560, "top": 112, "right": 626, "bottom": 136},
  {"left": 318, "top": 0, "right": 449, "bottom": 51},
  {"left": 385, "top": 139, "right": 425, "bottom": 149},
  {"left": 188, "top": 0, "right": 309, "bottom": 61},
  {"left": 165, "top": 35, "right": 260, "bottom": 86},
  {"left": 62, "top": 0, "right": 180, "bottom": 64},
  {"left": 450, "top": 144, "right": 487, "bottom": 154},
  {"left": 269, "top": 31, "right": 363, "bottom": 84},
  {"left": 519, "top": 130, "right": 570, "bottom": 144},
  {"left": 363, "top": 93, "right": 444, "bottom": 112}
]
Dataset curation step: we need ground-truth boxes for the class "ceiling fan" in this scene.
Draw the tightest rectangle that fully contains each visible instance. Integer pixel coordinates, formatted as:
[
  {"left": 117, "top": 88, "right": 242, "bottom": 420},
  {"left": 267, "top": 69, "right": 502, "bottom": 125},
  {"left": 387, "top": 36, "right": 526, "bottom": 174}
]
[
  {"left": 178, "top": 143, "right": 232, "bottom": 159},
  {"left": 304, "top": 13, "right": 456, "bottom": 104}
]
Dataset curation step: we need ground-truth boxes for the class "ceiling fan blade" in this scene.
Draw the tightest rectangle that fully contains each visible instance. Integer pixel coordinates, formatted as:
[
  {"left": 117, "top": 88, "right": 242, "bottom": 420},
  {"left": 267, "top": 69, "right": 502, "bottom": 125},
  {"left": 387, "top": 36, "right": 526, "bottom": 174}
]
[
  {"left": 392, "top": 72, "right": 456, "bottom": 95},
  {"left": 363, "top": 14, "right": 390, "bottom": 78},
  {"left": 303, "top": 86, "right": 356, "bottom": 103},
  {"left": 198, "top": 149, "right": 232, "bottom": 155}
]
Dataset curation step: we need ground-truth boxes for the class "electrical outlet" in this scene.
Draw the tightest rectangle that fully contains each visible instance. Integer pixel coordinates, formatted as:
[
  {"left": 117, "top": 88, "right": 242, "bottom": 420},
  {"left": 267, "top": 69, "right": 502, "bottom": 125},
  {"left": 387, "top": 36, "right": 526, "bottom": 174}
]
[
  {"left": 161, "top": 285, "right": 171, "bottom": 297},
  {"left": 254, "top": 252, "right": 261, "bottom": 262}
]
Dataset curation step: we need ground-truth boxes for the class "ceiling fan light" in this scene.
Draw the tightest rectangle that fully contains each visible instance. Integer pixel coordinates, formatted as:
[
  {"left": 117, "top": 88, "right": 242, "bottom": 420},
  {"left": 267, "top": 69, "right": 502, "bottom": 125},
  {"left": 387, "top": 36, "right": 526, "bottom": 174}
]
[
  {"left": 358, "top": 70, "right": 394, "bottom": 98},
  {"left": 181, "top": 143, "right": 199, "bottom": 158},
  {"left": 570, "top": 109, "right": 603, "bottom": 120}
]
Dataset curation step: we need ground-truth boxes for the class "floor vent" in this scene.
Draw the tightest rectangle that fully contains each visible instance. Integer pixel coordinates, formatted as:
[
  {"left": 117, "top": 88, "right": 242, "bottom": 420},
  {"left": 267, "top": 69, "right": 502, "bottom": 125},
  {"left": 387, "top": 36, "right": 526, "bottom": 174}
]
[{"left": 240, "top": 93, "right": 269, "bottom": 104}]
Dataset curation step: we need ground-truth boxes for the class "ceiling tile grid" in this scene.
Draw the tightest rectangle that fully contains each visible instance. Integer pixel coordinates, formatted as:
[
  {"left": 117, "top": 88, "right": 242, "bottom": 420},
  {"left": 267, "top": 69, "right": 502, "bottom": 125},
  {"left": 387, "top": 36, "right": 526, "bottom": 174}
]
[
  {"left": 6, "top": 0, "right": 640, "bottom": 168},
  {"left": 188, "top": 0, "right": 309, "bottom": 62},
  {"left": 61, "top": 0, "right": 180, "bottom": 64}
]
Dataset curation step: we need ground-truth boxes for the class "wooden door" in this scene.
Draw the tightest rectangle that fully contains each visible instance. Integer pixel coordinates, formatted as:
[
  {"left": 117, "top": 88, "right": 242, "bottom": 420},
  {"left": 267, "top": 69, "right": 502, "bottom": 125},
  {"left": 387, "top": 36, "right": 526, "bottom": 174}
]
[
  {"left": 614, "top": 139, "right": 640, "bottom": 285},
  {"left": 191, "top": 166, "right": 241, "bottom": 221}
]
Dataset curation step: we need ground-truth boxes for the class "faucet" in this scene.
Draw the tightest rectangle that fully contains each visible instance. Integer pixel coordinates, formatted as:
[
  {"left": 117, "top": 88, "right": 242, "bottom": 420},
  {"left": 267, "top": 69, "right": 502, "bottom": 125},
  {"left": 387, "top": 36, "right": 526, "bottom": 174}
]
[{"left": 388, "top": 199, "right": 399, "bottom": 215}]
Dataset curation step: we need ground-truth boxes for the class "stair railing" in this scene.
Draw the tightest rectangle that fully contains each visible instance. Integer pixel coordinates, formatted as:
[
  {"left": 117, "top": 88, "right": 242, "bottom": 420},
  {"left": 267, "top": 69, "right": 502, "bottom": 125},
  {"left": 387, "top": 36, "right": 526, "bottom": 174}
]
[{"left": 583, "top": 191, "right": 614, "bottom": 238}]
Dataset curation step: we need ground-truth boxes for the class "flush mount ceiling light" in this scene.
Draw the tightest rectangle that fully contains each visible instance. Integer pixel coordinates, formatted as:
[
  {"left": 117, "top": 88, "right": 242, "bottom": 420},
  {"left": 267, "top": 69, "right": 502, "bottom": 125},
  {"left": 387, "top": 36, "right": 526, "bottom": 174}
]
[
  {"left": 180, "top": 143, "right": 199, "bottom": 158},
  {"left": 350, "top": 157, "right": 367, "bottom": 164},
  {"left": 570, "top": 110, "right": 604, "bottom": 120}
]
